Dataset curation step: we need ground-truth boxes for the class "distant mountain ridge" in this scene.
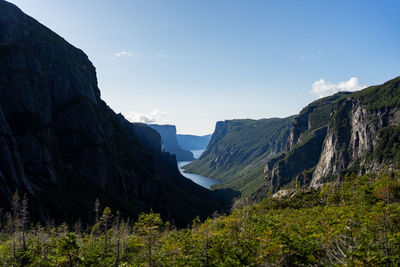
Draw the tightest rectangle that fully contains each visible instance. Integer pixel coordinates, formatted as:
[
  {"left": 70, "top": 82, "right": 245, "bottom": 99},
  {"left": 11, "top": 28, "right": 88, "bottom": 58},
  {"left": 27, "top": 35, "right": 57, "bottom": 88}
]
[
  {"left": 148, "top": 124, "right": 194, "bottom": 161},
  {"left": 184, "top": 117, "right": 295, "bottom": 195},
  {"left": 177, "top": 134, "right": 212, "bottom": 151},
  {"left": 0, "top": 0, "right": 233, "bottom": 226}
]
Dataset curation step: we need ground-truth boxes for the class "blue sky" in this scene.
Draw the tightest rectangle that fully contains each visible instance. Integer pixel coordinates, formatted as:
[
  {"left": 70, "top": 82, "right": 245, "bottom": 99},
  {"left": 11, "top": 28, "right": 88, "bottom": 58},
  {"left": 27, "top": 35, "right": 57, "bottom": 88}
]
[{"left": 10, "top": 0, "right": 400, "bottom": 135}]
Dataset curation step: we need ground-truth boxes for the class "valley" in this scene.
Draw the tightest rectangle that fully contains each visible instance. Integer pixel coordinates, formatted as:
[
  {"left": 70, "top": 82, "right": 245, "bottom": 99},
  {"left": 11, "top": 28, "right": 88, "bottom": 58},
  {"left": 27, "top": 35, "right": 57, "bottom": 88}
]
[
  {"left": 178, "top": 149, "right": 221, "bottom": 189},
  {"left": 0, "top": 0, "right": 234, "bottom": 227},
  {"left": 0, "top": 0, "right": 399, "bottom": 266}
]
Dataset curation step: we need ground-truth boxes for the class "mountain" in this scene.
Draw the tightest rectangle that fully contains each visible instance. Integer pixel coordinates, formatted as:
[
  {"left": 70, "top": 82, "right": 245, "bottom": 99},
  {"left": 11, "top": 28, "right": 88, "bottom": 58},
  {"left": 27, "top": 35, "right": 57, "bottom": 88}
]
[
  {"left": 177, "top": 134, "right": 212, "bottom": 151},
  {"left": 184, "top": 77, "right": 400, "bottom": 198},
  {"left": 183, "top": 117, "right": 295, "bottom": 196},
  {"left": 263, "top": 76, "right": 400, "bottom": 194},
  {"left": 0, "top": 0, "right": 234, "bottom": 227},
  {"left": 261, "top": 92, "right": 349, "bottom": 192},
  {"left": 148, "top": 124, "right": 194, "bottom": 161}
]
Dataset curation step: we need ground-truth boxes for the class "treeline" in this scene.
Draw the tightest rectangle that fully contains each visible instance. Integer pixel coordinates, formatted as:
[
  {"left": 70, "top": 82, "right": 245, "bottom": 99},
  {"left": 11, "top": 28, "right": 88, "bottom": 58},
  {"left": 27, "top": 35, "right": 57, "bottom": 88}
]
[{"left": 1, "top": 172, "right": 400, "bottom": 266}]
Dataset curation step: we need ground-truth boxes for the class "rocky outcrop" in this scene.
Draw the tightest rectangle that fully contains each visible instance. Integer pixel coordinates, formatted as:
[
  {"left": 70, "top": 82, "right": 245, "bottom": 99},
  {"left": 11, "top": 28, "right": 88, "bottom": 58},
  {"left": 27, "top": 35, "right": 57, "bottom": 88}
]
[
  {"left": 0, "top": 0, "right": 231, "bottom": 226},
  {"left": 148, "top": 124, "right": 194, "bottom": 161},
  {"left": 265, "top": 126, "right": 327, "bottom": 191},
  {"left": 263, "top": 77, "right": 400, "bottom": 193},
  {"left": 262, "top": 93, "right": 347, "bottom": 192},
  {"left": 311, "top": 93, "right": 400, "bottom": 186}
]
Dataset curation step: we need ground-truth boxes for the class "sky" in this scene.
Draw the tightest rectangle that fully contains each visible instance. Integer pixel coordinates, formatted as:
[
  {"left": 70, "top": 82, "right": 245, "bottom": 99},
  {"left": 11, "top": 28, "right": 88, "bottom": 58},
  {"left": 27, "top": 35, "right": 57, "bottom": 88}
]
[{"left": 9, "top": 0, "right": 400, "bottom": 135}]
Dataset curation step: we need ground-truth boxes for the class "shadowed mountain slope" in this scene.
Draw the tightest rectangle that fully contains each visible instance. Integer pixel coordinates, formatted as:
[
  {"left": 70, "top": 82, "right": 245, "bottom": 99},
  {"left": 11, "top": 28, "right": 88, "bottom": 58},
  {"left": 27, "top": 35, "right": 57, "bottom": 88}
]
[
  {"left": 0, "top": 0, "right": 234, "bottom": 227},
  {"left": 148, "top": 124, "right": 194, "bottom": 161}
]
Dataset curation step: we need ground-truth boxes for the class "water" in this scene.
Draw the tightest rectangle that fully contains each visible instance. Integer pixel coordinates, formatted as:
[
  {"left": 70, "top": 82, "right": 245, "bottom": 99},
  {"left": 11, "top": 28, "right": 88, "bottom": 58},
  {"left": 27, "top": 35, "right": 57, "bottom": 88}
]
[
  {"left": 191, "top": 149, "right": 205, "bottom": 159},
  {"left": 178, "top": 149, "right": 220, "bottom": 189}
]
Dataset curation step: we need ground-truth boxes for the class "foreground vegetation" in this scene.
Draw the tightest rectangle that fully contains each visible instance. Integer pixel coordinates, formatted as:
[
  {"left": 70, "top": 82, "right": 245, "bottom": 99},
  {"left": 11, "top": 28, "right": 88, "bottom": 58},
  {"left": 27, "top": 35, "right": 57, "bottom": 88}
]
[{"left": 1, "top": 172, "right": 400, "bottom": 266}]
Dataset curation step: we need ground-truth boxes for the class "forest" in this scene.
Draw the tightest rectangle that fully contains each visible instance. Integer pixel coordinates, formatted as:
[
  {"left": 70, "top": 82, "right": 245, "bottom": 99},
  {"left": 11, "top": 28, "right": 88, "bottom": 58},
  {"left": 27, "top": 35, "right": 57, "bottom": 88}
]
[{"left": 1, "top": 171, "right": 399, "bottom": 266}]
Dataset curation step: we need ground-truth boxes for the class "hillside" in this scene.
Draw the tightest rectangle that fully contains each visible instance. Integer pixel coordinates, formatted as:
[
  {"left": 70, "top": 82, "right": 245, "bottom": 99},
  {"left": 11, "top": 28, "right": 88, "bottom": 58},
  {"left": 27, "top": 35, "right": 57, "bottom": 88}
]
[
  {"left": 148, "top": 124, "right": 194, "bottom": 161},
  {"left": 184, "top": 76, "right": 400, "bottom": 198},
  {"left": 177, "top": 134, "right": 212, "bottom": 151},
  {"left": 0, "top": 0, "right": 233, "bottom": 227},
  {"left": 261, "top": 92, "right": 351, "bottom": 193},
  {"left": 263, "top": 76, "right": 400, "bottom": 195},
  {"left": 183, "top": 117, "right": 295, "bottom": 196}
]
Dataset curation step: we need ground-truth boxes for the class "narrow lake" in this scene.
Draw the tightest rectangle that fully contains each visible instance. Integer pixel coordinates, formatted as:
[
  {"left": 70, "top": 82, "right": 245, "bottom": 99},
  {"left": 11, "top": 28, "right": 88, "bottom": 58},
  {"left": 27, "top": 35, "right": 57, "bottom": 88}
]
[{"left": 178, "top": 149, "right": 220, "bottom": 189}]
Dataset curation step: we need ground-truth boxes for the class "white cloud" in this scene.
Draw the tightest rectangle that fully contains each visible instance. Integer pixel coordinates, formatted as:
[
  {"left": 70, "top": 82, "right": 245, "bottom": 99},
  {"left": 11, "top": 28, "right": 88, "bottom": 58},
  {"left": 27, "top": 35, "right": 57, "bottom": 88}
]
[
  {"left": 149, "top": 109, "right": 167, "bottom": 118},
  {"left": 297, "top": 55, "right": 305, "bottom": 61},
  {"left": 123, "top": 109, "right": 167, "bottom": 124},
  {"left": 155, "top": 53, "right": 169, "bottom": 59},
  {"left": 310, "top": 77, "right": 367, "bottom": 98},
  {"left": 112, "top": 51, "right": 141, "bottom": 60},
  {"left": 294, "top": 51, "right": 321, "bottom": 61}
]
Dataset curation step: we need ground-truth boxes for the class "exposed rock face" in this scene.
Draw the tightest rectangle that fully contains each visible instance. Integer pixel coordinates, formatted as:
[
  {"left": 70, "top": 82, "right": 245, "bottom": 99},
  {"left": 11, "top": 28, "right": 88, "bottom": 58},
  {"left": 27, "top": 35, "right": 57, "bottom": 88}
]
[
  {"left": 262, "top": 93, "right": 347, "bottom": 192},
  {"left": 311, "top": 97, "right": 400, "bottom": 186},
  {"left": 148, "top": 124, "right": 194, "bottom": 161},
  {"left": 0, "top": 0, "right": 229, "bottom": 226},
  {"left": 0, "top": 106, "right": 33, "bottom": 201},
  {"left": 265, "top": 126, "right": 327, "bottom": 191},
  {"left": 263, "top": 77, "right": 400, "bottom": 193},
  {"left": 286, "top": 109, "right": 310, "bottom": 151}
]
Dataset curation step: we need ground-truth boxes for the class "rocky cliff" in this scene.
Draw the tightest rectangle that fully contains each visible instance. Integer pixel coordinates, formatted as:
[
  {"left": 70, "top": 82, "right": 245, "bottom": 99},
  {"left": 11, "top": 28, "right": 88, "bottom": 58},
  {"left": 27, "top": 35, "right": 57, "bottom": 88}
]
[
  {"left": 263, "top": 77, "right": 400, "bottom": 194},
  {"left": 0, "top": 0, "right": 231, "bottom": 226},
  {"left": 311, "top": 77, "right": 400, "bottom": 186},
  {"left": 263, "top": 93, "right": 349, "bottom": 191},
  {"left": 184, "top": 117, "right": 294, "bottom": 196},
  {"left": 148, "top": 124, "right": 194, "bottom": 161}
]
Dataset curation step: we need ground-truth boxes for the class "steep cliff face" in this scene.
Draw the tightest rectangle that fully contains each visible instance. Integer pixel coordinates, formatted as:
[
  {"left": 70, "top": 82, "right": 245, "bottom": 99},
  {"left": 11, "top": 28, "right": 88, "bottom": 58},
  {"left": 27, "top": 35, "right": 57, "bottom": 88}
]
[
  {"left": 184, "top": 117, "right": 294, "bottom": 195},
  {"left": 263, "top": 77, "right": 400, "bottom": 193},
  {"left": 263, "top": 93, "right": 349, "bottom": 192},
  {"left": 0, "top": 0, "right": 230, "bottom": 226},
  {"left": 265, "top": 126, "right": 327, "bottom": 191},
  {"left": 148, "top": 124, "right": 194, "bottom": 161},
  {"left": 311, "top": 78, "right": 400, "bottom": 186}
]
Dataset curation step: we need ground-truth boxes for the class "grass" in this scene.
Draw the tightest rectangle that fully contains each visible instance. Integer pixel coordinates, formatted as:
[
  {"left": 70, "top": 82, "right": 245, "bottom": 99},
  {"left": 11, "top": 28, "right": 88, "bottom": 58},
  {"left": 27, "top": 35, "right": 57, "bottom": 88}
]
[{"left": 184, "top": 117, "right": 295, "bottom": 196}]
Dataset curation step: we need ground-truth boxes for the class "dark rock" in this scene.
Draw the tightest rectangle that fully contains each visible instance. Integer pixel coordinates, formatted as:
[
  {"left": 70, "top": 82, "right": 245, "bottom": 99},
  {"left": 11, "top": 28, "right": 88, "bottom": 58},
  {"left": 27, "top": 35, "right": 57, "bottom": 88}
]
[
  {"left": 0, "top": 0, "right": 231, "bottom": 227},
  {"left": 148, "top": 124, "right": 194, "bottom": 161}
]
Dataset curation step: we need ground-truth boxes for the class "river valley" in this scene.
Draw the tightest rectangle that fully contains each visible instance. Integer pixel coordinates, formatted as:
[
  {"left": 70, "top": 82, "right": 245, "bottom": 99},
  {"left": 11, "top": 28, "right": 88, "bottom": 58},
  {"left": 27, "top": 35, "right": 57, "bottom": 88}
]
[{"left": 178, "top": 149, "right": 220, "bottom": 189}]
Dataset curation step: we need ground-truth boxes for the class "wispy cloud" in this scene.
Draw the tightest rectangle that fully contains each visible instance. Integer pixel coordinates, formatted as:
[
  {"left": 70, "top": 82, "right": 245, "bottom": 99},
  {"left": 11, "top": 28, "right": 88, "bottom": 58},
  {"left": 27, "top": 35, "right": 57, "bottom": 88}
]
[
  {"left": 294, "top": 51, "right": 321, "bottom": 61},
  {"left": 123, "top": 109, "right": 168, "bottom": 124},
  {"left": 112, "top": 51, "right": 141, "bottom": 60},
  {"left": 310, "top": 77, "right": 367, "bottom": 98},
  {"left": 155, "top": 53, "right": 169, "bottom": 59}
]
